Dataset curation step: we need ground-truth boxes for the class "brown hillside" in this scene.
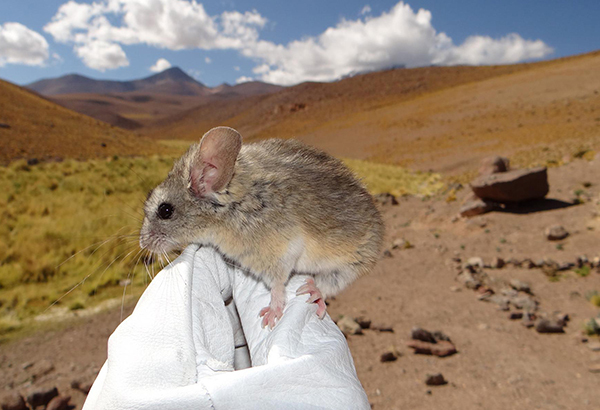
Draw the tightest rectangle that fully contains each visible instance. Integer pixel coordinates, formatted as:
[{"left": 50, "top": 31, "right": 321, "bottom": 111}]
[
  {"left": 149, "top": 51, "right": 600, "bottom": 175},
  {"left": 0, "top": 80, "right": 161, "bottom": 164}
]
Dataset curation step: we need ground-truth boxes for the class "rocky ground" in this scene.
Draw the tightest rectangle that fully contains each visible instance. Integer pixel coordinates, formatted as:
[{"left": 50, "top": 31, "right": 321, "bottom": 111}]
[{"left": 1, "top": 157, "right": 600, "bottom": 410}]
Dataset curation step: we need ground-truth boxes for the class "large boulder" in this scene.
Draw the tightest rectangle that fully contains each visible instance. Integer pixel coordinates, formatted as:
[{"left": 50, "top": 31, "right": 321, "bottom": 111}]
[{"left": 470, "top": 167, "right": 549, "bottom": 203}]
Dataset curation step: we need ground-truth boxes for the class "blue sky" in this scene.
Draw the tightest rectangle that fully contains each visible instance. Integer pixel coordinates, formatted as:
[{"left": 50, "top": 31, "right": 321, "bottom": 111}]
[{"left": 0, "top": 0, "right": 598, "bottom": 87}]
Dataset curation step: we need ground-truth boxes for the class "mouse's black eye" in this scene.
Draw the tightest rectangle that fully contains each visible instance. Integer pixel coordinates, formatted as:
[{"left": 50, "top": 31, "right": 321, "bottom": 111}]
[{"left": 157, "top": 203, "right": 174, "bottom": 220}]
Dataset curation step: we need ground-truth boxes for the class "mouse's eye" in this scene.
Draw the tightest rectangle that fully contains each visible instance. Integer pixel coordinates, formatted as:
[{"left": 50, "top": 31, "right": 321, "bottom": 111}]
[{"left": 157, "top": 202, "right": 174, "bottom": 220}]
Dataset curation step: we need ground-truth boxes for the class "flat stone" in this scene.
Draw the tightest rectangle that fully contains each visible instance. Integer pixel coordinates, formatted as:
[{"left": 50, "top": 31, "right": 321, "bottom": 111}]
[
  {"left": 0, "top": 392, "right": 27, "bottom": 410},
  {"left": 406, "top": 340, "right": 457, "bottom": 357},
  {"left": 470, "top": 167, "right": 549, "bottom": 203},
  {"left": 425, "top": 373, "right": 448, "bottom": 386},
  {"left": 411, "top": 327, "right": 437, "bottom": 343},
  {"left": 545, "top": 225, "right": 569, "bottom": 241},
  {"left": 535, "top": 318, "right": 565, "bottom": 334},
  {"left": 26, "top": 387, "right": 58, "bottom": 409},
  {"left": 510, "top": 279, "right": 531, "bottom": 294},
  {"left": 460, "top": 199, "right": 496, "bottom": 217},
  {"left": 46, "top": 395, "right": 71, "bottom": 410},
  {"left": 337, "top": 316, "right": 363, "bottom": 336}
]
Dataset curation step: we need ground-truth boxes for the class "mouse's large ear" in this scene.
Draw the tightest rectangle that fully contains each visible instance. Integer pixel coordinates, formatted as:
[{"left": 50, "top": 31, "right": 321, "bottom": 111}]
[{"left": 190, "top": 126, "right": 242, "bottom": 196}]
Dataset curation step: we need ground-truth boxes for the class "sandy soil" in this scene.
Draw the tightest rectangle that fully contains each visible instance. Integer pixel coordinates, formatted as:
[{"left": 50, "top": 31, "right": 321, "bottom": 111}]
[{"left": 2, "top": 157, "right": 599, "bottom": 409}]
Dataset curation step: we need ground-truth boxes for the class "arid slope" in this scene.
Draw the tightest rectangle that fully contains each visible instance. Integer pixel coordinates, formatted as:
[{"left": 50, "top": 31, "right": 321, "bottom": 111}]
[
  {"left": 149, "top": 51, "right": 600, "bottom": 175},
  {"left": 0, "top": 80, "right": 160, "bottom": 164}
]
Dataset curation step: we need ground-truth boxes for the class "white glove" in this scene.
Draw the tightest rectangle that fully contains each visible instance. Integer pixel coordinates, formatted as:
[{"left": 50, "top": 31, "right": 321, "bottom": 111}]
[{"left": 83, "top": 245, "right": 370, "bottom": 410}]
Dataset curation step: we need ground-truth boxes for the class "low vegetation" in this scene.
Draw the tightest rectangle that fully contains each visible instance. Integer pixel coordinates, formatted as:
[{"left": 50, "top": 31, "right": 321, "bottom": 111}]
[{"left": 0, "top": 152, "right": 441, "bottom": 336}]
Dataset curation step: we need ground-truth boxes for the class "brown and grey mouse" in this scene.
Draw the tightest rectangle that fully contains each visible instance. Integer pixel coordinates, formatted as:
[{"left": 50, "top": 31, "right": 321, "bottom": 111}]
[{"left": 140, "top": 126, "right": 384, "bottom": 328}]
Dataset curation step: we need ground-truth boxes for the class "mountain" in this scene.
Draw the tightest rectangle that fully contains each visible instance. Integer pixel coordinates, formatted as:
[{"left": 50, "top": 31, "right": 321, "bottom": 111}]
[
  {"left": 0, "top": 79, "right": 161, "bottom": 164},
  {"left": 148, "top": 50, "right": 600, "bottom": 175},
  {"left": 27, "top": 67, "right": 211, "bottom": 96},
  {"left": 24, "top": 68, "right": 284, "bottom": 130}
]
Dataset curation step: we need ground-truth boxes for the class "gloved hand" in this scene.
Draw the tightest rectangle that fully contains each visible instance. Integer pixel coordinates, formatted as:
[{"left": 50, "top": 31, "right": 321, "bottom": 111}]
[{"left": 83, "top": 245, "right": 370, "bottom": 410}]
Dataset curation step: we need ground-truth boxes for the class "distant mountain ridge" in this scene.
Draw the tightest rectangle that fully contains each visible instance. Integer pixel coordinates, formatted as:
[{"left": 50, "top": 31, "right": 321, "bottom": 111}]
[{"left": 26, "top": 67, "right": 282, "bottom": 97}]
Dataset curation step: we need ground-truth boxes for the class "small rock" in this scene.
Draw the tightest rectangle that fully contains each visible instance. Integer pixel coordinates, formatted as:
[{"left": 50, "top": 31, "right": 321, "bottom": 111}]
[
  {"left": 425, "top": 373, "right": 447, "bottom": 386},
  {"left": 535, "top": 318, "right": 565, "bottom": 334},
  {"left": 449, "top": 286, "right": 462, "bottom": 292},
  {"left": 354, "top": 316, "right": 371, "bottom": 329},
  {"left": 26, "top": 387, "right": 58, "bottom": 409},
  {"left": 0, "top": 123, "right": 11, "bottom": 129},
  {"left": 46, "top": 395, "right": 71, "bottom": 410},
  {"left": 457, "top": 271, "right": 481, "bottom": 290},
  {"left": 592, "top": 257, "right": 600, "bottom": 268},
  {"left": 380, "top": 347, "right": 401, "bottom": 363},
  {"left": 0, "top": 392, "right": 27, "bottom": 410},
  {"left": 391, "top": 238, "right": 412, "bottom": 250},
  {"left": 509, "top": 312, "right": 523, "bottom": 320},
  {"left": 511, "top": 295, "right": 538, "bottom": 312},
  {"left": 501, "top": 288, "right": 519, "bottom": 298},
  {"left": 373, "top": 324, "right": 394, "bottom": 333},
  {"left": 509, "top": 279, "right": 531, "bottom": 294},
  {"left": 29, "top": 359, "right": 54, "bottom": 380},
  {"left": 558, "top": 262, "right": 574, "bottom": 271},
  {"left": 465, "top": 257, "right": 484, "bottom": 271},
  {"left": 406, "top": 340, "right": 457, "bottom": 357},
  {"left": 521, "top": 312, "right": 537, "bottom": 328},
  {"left": 27, "top": 158, "right": 39, "bottom": 166},
  {"left": 491, "top": 257, "right": 505, "bottom": 269},
  {"left": 373, "top": 193, "right": 399, "bottom": 206},
  {"left": 587, "top": 341, "right": 600, "bottom": 352},
  {"left": 382, "top": 249, "right": 393, "bottom": 258},
  {"left": 431, "top": 331, "right": 451, "bottom": 342},
  {"left": 459, "top": 199, "right": 496, "bottom": 217},
  {"left": 506, "top": 258, "right": 523, "bottom": 267},
  {"left": 71, "top": 379, "right": 93, "bottom": 395},
  {"left": 337, "top": 316, "right": 363, "bottom": 336},
  {"left": 577, "top": 255, "right": 589, "bottom": 267},
  {"left": 545, "top": 225, "right": 569, "bottom": 241},
  {"left": 470, "top": 167, "right": 549, "bottom": 203},
  {"left": 589, "top": 363, "right": 600, "bottom": 373},
  {"left": 477, "top": 323, "right": 489, "bottom": 330},
  {"left": 479, "top": 156, "right": 510, "bottom": 176},
  {"left": 411, "top": 327, "right": 437, "bottom": 344},
  {"left": 523, "top": 259, "right": 537, "bottom": 269}
]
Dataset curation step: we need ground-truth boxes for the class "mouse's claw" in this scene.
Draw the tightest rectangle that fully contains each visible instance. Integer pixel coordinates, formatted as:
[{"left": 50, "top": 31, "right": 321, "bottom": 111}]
[
  {"left": 259, "top": 305, "right": 283, "bottom": 329},
  {"left": 296, "top": 277, "right": 327, "bottom": 319}
]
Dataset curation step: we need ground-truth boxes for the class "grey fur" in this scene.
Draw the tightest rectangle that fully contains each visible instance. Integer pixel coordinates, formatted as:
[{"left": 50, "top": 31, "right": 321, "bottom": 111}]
[{"left": 140, "top": 129, "right": 383, "bottom": 302}]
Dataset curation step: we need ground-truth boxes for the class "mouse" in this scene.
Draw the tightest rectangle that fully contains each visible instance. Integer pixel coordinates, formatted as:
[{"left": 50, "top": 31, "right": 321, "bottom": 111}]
[{"left": 140, "top": 126, "right": 384, "bottom": 328}]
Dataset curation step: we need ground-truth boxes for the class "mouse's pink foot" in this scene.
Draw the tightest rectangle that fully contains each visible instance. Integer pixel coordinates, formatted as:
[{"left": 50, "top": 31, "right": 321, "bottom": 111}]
[
  {"left": 259, "top": 305, "right": 283, "bottom": 329},
  {"left": 296, "top": 277, "right": 327, "bottom": 319}
]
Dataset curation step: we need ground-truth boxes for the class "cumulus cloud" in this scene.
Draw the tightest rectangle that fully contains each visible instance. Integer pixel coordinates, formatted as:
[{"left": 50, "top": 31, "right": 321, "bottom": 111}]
[
  {"left": 241, "top": 2, "right": 553, "bottom": 85},
  {"left": 0, "top": 22, "right": 50, "bottom": 67},
  {"left": 75, "top": 39, "right": 128, "bottom": 71},
  {"left": 44, "top": 0, "right": 552, "bottom": 82},
  {"left": 235, "top": 75, "right": 253, "bottom": 84},
  {"left": 150, "top": 58, "right": 172, "bottom": 72},
  {"left": 45, "top": 0, "right": 266, "bottom": 70}
]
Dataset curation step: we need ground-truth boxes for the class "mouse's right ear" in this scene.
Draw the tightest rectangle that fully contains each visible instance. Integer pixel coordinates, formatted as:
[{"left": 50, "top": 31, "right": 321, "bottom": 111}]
[{"left": 190, "top": 126, "right": 242, "bottom": 196}]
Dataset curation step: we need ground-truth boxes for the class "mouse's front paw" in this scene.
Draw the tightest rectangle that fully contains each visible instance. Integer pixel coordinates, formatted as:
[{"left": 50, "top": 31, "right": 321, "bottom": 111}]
[
  {"left": 259, "top": 304, "right": 284, "bottom": 329},
  {"left": 296, "top": 277, "right": 327, "bottom": 319}
]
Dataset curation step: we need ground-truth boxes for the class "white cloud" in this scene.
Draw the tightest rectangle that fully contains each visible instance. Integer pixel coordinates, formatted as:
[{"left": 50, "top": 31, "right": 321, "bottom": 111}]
[
  {"left": 45, "top": 0, "right": 267, "bottom": 71},
  {"left": 241, "top": 2, "right": 553, "bottom": 85},
  {"left": 205, "top": 57, "right": 211, "bottom": 64},
  {"left": 75, "top": 39, "right": 128, "bottom": 71},
  {"left": 235, "top": 75, "right": 253, "bottom": 84},
  {"left": 44, "top": 1, "right": 552, "bottom": 82},
  {"left": 150, "top": 58, "right": 172, "bottom": 72},
  {"left": 0, "top": 22, "right": 50, "bottom": 67}
]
